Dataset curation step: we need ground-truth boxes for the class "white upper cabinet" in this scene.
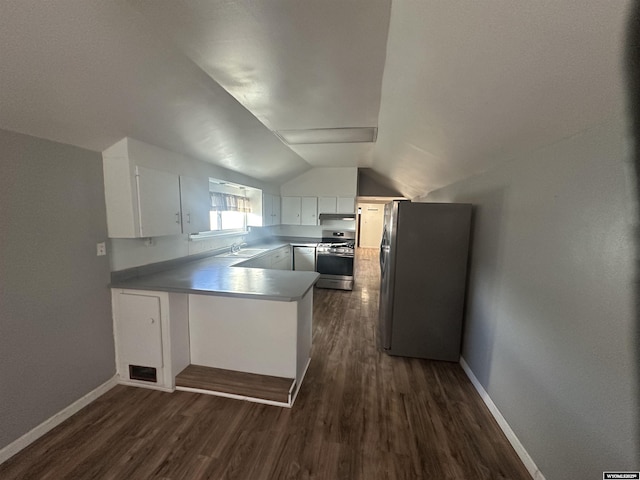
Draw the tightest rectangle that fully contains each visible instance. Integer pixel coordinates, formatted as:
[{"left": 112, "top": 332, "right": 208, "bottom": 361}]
[
  {"left": 282, "top": 196, "right": 320, "bottom": 225},
  {"left": 262, "top": 193, "right": 273, "bottom": 226},
  {"left": 279, "top": 168, "right": 358, "bottom": 220},
  {"left": 300, "top": 197, "right": 318, "bottom": 225},
  {"left": 262, "top": 193, "right": 281, "bottom": 226},
  {"left": 272, "top": 195, "right": 281, "bottom": 225},
  {"left": 136, "top": 166, "right": 182, "bottom": 237},
  {"left": 317, "top": 196, "right": 355, "bottom": 214},
  {"left": 103, "top": 139, "right": 211, "bottom": 238},
  {"left": 318, "top": 196, "right": 337, "bottom": 214},
  {"left": 337, "top": 196, "right": 356, "bottom": 213},
  {"left": 281, "top": 196, "right": 302, "bottom": 225},
  {"left": 179, "top": 176, "right": 210, "bottom": 234}
]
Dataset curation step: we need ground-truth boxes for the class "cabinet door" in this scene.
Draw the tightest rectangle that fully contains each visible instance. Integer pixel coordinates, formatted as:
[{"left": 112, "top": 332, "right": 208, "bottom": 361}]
[
  {"left": 136, "top": 166, "right": 182, "bottom": 237},
  {"left": 262, "top": 194, "right": 281, "bottom": 226},
  {"left": 272, "top": 195, "right": 281, "bottom": 225},
  {"left": 271, "top": 246, "right": 292, "bottom": 270},
  {"left": 179, "top": 176, "right": 210, "bottom": 234},
  {"left": 318, "top": 197, "right": 337, "bottom": 214},
  {"left": 262, "top": 193, "right": 273, "bottom": 226},
  {"left": 281, "top": 197, "right": 301, "bottom": 225},
  {"left": 300, "top": 197, "right": 318, "bottom": 225},
  {"left": 337, "top": 197, "right": 356, "bottom": 213},
  {"left": 254, "top": 254, "right": 272, "bottom": 269},
  {"left": 116, "top": 292, "right": 163, "bottom": 369}
]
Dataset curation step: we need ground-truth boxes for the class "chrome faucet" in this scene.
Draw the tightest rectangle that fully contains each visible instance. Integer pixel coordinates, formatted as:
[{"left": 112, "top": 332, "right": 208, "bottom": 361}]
[{"left": 230, "top": 242, "right": 248, "bottom": 253}]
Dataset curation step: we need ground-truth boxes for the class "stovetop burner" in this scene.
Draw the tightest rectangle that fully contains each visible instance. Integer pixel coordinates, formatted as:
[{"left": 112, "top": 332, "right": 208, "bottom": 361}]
[{"left": 317, "top": 241, "right": 355, "bottom": 248}]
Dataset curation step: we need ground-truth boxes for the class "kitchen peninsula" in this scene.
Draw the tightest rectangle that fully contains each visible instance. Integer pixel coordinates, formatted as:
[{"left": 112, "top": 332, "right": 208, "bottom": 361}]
[{"left": 110, "top": 243, "right": 319, "bottom": 407}]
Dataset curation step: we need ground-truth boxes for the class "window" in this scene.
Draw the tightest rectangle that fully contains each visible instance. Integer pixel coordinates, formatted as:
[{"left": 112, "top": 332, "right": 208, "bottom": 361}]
[
  {"left": 196, "top": 178, "right": 263, "bottom": 236},
  {"left": 209, "top": 192, "right": 252, "bottom": 232}
]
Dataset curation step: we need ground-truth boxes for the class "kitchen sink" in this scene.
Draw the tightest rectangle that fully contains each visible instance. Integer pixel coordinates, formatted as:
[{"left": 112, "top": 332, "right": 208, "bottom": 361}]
[{"left": 218, "top": 248, "right": 268, "bottom": 258}]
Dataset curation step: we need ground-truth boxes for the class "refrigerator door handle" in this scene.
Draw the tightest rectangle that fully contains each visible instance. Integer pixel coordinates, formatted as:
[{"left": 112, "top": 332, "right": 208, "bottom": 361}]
[{"left": 380, "top": 227, "right": 387, "bottom": 270}]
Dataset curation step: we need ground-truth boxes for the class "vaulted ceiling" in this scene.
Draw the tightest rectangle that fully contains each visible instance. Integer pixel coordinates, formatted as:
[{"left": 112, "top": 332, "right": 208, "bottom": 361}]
[{"left": 0, "top": 1, "right": 630, "bottom": 198}]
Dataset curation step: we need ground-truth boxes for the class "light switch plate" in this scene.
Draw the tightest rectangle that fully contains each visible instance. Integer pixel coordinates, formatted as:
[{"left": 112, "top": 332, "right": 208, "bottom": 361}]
[{"left": 96, "top": 242, "right": 107, "bottom": 256}]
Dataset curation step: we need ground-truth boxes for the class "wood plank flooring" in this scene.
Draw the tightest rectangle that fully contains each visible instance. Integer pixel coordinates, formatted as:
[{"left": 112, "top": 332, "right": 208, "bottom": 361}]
[
  {"left": 175, "top": 364, "right": 294, "bottom": 404},
  {"left": 0, "top": 248, "right": 531, "bottom": 480}
]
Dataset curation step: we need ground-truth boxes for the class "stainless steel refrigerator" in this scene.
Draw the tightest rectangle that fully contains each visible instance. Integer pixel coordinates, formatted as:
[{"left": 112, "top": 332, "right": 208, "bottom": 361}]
[{"left": 378, "top": 201, "right": 472, "bottom": 361}]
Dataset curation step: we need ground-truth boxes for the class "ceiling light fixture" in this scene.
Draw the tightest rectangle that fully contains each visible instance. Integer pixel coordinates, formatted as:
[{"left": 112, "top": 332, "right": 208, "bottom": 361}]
[{"left": 275, "top": 127, "right": 378, "bottom": 145}]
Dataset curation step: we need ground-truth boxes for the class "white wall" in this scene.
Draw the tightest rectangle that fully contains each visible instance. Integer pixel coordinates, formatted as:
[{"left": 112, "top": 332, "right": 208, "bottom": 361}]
[
  {"left": 280, "top": 167, "right": 357, "bottom": 197},
  {"left": 109, "top": 233, "right": 250, "bottom": 271},
  {"left": 422, "top": 115, "right": 639, "bottom": 478},
  {"left": 0, "top": 129, "right": 114, "bottom": 451}
]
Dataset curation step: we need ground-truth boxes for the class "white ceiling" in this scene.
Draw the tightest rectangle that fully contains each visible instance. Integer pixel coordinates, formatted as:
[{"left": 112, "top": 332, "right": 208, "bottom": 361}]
[
  {"left": 373, "top": 0, "right": 631, "bottom": 197},
  {"left": 0, "top": 1, "right": 631, "bottom": 196}
]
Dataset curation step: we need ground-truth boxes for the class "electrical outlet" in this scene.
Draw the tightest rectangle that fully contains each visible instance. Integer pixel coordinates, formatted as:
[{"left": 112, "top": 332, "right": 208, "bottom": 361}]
[{"left": 96, "top": 242, "right": 107, "bottom": 256}]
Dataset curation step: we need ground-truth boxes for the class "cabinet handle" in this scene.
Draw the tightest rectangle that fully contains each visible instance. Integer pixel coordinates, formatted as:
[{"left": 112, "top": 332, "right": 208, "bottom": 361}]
[
  {"left": 150, "top": 318, "right": 155, "bottom": 324},
  {"left": 186, "top": 213, "right": 191, "bottom": 224},
  {"left": 175, "top": 212, "right": 180, "bottom": 224}
]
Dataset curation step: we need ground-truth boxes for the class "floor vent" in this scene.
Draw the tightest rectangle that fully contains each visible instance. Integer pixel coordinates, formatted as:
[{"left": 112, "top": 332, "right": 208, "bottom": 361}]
[{"left": 129, "top": 365, "right": 157, "bottom": 383}]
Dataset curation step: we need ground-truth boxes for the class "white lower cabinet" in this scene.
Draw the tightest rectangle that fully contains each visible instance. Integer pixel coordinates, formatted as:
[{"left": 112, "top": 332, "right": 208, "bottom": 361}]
[
  {"left": 238, "top": 245, "right": 292, "bottom": 270},
  {"left": 112, "top": 289, "right": 189, "bottom": 391},
  {"left": 239, "top": 252, "right": 271, "bottom": 269},
  {"left": 271, "top": 245, "right": 292, "bottom": 270},
  {"left": 116, "top": 293, "right": 163, "bottom": 370}
]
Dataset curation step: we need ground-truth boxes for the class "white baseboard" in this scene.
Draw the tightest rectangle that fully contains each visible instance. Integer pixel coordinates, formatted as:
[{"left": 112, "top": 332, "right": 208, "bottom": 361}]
[
  {"left": 459, "top": 357, "right": 545, "bottom": 480},
  {"left": 290, "top": 357, "right": 311, "bottom": 407},
  {"left": 117, "top": 377, "right": 173, "bottom": 393},
  {"left": 0, "top": 375, "right": 118, "bottom": 465},
  {"left": 175, "top": 385, "right": 292, "bottom": 408}
]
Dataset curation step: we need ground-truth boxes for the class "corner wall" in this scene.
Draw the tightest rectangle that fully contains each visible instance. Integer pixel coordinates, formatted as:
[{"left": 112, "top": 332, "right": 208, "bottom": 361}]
[
  {"left": 0, "top": 129, "right": 115, "bottom": 451},
  {"left": 422, "top": 116, "right": 638, "bottom": 478}
]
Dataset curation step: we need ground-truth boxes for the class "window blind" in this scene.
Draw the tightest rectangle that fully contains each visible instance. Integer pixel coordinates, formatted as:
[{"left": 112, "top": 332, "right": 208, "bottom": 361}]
[{"left": 210, "top": 192, "right": 252, "bottom": 212}]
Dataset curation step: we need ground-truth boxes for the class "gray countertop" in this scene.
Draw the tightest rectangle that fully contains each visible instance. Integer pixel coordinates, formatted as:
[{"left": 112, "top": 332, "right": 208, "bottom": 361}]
[{"left": 109, "top": 241, "right": 320, "bottom": 302}]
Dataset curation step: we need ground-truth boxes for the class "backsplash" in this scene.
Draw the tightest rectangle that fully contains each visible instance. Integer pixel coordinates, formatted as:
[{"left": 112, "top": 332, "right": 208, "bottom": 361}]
[
  {"left": 108, "top": 224, "right": 333, "bottom": 272},
  {"left": 109, "top": 232, "right": 247, "bottom": 271}
]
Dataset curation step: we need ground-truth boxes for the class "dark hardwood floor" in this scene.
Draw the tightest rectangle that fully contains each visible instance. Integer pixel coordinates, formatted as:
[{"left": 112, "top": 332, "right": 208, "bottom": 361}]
[{"left": 0, "top": 248, "right": 531, "bottom": 479}]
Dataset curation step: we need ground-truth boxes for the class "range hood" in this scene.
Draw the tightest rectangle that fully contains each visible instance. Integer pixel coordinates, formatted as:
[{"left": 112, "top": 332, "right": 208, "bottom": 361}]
[{"left": 319, "top": 213, "right": 357, "bottom": 221}]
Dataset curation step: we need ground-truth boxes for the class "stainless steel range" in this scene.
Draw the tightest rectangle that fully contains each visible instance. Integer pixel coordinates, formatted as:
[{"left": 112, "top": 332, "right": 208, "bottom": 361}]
[{"left": 315, "top": 230, "right": 355, "bottom": 290}]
